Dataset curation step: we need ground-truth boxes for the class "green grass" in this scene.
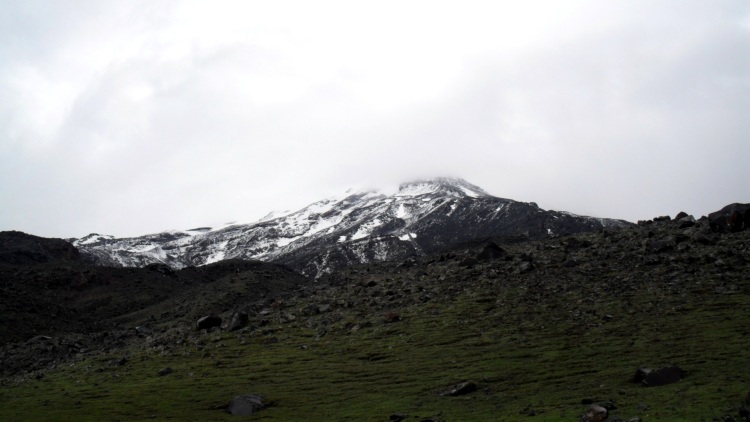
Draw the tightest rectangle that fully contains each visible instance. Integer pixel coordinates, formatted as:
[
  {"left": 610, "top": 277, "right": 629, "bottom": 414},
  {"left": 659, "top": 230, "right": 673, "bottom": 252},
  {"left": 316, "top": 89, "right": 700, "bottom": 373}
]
[{"left": 2, "top": 266, "right": 749, "bottom": 421}]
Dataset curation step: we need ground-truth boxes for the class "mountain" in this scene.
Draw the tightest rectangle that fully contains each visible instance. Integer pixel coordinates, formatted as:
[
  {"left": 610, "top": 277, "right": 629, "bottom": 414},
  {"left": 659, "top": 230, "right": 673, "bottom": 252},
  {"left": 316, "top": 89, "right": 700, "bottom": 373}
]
[{"left": 72, "top": 177, "right": 631, "bottom": 276}]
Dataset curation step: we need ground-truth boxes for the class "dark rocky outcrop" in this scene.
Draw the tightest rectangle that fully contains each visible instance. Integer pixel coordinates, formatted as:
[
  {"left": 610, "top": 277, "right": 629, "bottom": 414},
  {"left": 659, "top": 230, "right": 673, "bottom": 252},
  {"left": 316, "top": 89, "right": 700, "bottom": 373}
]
[
  {"left": 0, "top": 231, "right": 80, "bottom": 266},
  {"left": 709, "top": 203, "right": 750, "bottom": 233}
]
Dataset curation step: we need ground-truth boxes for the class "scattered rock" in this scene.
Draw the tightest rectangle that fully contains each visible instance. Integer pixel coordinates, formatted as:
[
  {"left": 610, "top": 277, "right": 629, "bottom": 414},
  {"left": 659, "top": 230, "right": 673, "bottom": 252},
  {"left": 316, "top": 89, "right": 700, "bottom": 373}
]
[
  {"left": 441, "top": 381, "right": 477, "bottom": 396},
  {"left": 196, "top": 315, "right": 222, "bottom": 331},
  {"left": 580, "top": 404, "right": 608, "bottom": 422},
  {"left": 518, "top": 261, "right": 534, "bottom": 273},
  {"left": 227, "top": 394, "right": 264, "bottom": 416},
  {"left": 280, "top": 311, "right": 296, "bottom": 323}
]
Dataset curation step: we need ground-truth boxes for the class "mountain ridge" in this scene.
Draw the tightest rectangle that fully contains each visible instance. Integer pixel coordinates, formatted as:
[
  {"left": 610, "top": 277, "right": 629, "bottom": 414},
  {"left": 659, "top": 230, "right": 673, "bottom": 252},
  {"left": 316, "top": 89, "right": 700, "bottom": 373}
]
[{"left": 71, "top": 177, "right": 632, "bottom": 276}]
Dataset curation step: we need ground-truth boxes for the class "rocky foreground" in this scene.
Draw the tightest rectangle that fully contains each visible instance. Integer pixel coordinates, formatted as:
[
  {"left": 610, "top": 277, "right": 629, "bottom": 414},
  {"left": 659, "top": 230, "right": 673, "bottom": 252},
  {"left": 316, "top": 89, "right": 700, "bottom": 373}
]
[{"left": 0, "top": 204, "right": 749, "bottom": 421}]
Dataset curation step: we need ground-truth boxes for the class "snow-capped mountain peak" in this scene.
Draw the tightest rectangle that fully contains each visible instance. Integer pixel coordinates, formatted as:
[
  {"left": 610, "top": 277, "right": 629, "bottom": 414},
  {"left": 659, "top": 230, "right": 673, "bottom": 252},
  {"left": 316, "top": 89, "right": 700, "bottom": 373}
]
[
  {"left": 396, "top": 177, "right": 489, "bottom": 198},
  {"left": 73, "top": 177, "right": 631, "bottom": 277}
]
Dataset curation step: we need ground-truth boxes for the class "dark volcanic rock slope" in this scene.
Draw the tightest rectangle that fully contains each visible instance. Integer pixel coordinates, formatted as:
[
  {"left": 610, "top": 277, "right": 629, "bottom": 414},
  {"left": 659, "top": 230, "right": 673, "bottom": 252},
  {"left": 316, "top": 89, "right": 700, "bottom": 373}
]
[
  {"left": 1, "top": 206, "right": 748, "bottom": 421},
  {"left": 72, "top": 178, "right": 630, "bottom": 277},
  {"left": 0, "top": 232, "right": 306, "bottom": 348}
]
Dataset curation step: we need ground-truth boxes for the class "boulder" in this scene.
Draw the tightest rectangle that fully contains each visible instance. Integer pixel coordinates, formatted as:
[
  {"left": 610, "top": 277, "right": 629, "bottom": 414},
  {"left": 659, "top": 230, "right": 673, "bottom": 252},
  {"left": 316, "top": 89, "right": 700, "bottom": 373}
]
[
  {"left": 226, "top": 311, "right": 249, "bottom": 331},
  {"left": 227, "top": 394, "right": 265, "bottom": 416},
  {"left": 709, "top": 203, "right": 750, "bottom": 233},
  {"left": 634, "top": 365, "right": 685, "bottom": 387},
  {"left": 441, "top": 381, "right": 477, "bottom": 396},
  {"left": 580, "top": 404, "right": 608, "bottom": 422},
  {"left": 134, "top": 326, "right": 153, "bottom": 337},
  {"left": 197, "top": 315, "right": 222, "bottom": 331},
  {"left": 518, "top": 261, "right": 534, "bottom": 273}
]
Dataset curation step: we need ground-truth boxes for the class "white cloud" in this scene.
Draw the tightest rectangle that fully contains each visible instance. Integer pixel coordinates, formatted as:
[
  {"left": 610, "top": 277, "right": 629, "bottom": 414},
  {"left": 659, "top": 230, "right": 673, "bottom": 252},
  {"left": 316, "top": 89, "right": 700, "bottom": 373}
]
[{"left": 1, "top": 0, "right": 748, "bottom": 237}]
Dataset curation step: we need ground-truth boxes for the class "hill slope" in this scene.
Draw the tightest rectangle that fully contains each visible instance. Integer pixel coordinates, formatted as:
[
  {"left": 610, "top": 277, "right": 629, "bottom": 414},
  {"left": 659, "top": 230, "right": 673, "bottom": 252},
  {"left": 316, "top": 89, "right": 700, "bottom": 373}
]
[{"left": 1, "top": 207, "right": 748, "bottom": 421}]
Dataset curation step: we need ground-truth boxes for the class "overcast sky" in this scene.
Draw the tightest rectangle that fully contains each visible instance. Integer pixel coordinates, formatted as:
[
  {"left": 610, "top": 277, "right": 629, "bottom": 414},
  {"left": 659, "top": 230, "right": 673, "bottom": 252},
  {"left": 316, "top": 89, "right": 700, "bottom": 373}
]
[{"left": 1, "top": 1, "right": 748, "bottom": 238}]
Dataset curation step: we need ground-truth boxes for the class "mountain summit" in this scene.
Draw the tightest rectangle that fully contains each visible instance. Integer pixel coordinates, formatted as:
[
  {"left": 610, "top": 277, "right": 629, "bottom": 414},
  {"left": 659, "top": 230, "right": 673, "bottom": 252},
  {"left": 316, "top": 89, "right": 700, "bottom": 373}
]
[
  {"left": 396, "top": 177, "right": 489, "bottom": 198},
  {"left": 73, "top": 178, "right": 630, "bottom": 276}
]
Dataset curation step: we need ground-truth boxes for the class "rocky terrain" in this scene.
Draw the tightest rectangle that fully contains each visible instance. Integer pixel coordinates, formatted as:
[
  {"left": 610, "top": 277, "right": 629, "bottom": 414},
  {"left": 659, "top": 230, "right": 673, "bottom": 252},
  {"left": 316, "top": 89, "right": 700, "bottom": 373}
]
[
  {"left": 0, "top": 204, "right": 748, "bottom": 421},
  {"left": 71, "top": 178, "right": 630, "bottom": 277}
]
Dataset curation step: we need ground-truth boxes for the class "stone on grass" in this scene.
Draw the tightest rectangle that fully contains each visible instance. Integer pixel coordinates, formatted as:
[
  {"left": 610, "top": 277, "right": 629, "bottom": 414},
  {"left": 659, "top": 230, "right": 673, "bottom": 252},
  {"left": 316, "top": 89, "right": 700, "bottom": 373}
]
[
  {"left": 441, "top": 381, "right": 477, "bottom": 396},
  {"left": 634, "top": 365, "right": 684, "bottom": 387},
  {"left": 227, "top": 394, "right": 264, "bottom": 416},
  {"left": 580, "top": 404, "right": 608, "bottom": 422}
]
